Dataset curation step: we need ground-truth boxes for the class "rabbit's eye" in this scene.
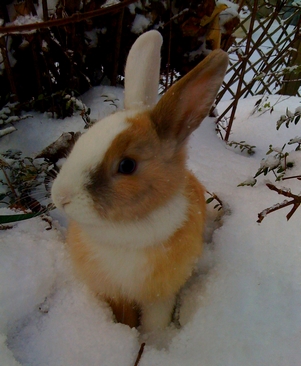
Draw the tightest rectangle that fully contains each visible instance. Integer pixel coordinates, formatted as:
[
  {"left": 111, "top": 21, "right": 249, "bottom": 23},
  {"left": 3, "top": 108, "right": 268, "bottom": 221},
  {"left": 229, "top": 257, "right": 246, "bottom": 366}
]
[{"left": 118, "top": 158, "right": 137, "bottom": 174}]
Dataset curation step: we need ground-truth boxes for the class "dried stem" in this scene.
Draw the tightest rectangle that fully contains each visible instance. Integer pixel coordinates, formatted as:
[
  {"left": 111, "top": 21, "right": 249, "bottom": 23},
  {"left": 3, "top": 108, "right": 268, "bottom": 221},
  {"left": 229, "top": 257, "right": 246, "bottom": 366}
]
[
  {"left": 257, "top": 183, "right": 301, "bottom": 222},
  {"left": 133, "top": 343, "right": 146, "bottom": 366},
  {"left": 282, "top": 175, "right": 301, "bottom": 181},
  {"left": 206, "top": 191, "right": 224, "bottom": 207}
]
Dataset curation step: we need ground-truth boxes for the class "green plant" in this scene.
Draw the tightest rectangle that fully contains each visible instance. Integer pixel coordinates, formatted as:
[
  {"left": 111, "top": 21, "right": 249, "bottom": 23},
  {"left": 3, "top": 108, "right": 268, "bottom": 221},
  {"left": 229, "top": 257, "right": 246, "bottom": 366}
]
[
  {"left": 206, "top": 191, "right": 223, "bottom": 211},
  {"left": 28, "top": 90, "right": 92, "bottom": 122},
  {"left": 255, "top": 144, "right": 294, "bottom": 181},
  {"left": 276, "top": 106, "right": 301, "bottom": 130},
  {"left": 101, "top": 93, "right": 120, "bottom": 109},
  {"left": 0, "top": 102, "right": 32, "bottom": 137},
  {"left": 227, "top": 140, "right": 256, "bottom": 155},
  {"left": 0, "top": 150, "right": 54, "bottom": 225},
  {"left": 238, "top": 102, "right": 301, "bottom": 221},
  {"left": 252, "top": 96, "right": 272, "bottom": 113},
  {"left": 239, "top": 144, "right": 295, "bottom": 187}
]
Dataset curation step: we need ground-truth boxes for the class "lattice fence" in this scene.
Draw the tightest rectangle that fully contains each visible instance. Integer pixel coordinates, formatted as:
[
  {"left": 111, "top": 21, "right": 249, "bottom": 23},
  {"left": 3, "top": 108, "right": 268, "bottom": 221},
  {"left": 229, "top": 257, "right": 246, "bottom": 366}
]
[{"left": 216, "top": 0, "right": 301, "bottom": 140}]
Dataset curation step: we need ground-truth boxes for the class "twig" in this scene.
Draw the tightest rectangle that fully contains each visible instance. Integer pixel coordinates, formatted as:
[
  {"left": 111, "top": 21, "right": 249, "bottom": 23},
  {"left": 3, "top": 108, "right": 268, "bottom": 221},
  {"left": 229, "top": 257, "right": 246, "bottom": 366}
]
[
  {"left": 206, "top": 191, "right": 223, "bottom": 207},
  {"left": 0, "top": 224, "right": 13, "bottom": 230},
  {"left": 257, "top": 183, "right": 301, "bottom": 223},
  {"left": 133, "top": 343, "right": 146, "bottom": 366},
  {"left": 0, "top": 0, "right": 138, "bottom": 35},
  {"left": 282, "top": 175, "right": 301, "bottom": 181}
]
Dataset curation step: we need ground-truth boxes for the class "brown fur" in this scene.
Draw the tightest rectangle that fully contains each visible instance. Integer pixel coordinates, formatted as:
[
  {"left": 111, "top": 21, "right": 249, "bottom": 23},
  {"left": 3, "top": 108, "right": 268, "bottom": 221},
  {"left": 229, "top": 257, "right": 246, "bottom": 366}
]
[
  {"left": 53, "top": 46, "right": 228, "bottom": 329},
  {"left": 66, "top": 172, "right": 205, "bottom": 327},
  {"left": 86, "top": 113, "right": 187, "bottom": 222}
]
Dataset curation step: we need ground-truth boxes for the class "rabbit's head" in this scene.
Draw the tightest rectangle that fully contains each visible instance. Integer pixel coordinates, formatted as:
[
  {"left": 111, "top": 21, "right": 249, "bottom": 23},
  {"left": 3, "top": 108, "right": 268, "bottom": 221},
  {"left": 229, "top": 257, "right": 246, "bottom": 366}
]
[{"left": 51, "top": 31, "right": 228, "bottom": 235}]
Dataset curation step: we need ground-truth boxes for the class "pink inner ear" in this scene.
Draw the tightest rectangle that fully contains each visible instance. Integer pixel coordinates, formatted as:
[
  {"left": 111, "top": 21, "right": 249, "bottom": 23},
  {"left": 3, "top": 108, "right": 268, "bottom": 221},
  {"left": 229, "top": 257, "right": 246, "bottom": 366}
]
[
  {"left": 151, "top": 49, "right": 228, "bottom": 143},
  {"left": 178, "top": 74, "right": 215, "bottom": 129}
]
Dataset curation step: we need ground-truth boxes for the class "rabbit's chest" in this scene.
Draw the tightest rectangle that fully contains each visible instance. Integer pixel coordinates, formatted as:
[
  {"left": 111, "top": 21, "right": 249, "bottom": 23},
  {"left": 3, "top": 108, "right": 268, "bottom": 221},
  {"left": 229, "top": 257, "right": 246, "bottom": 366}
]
[{"left": 78, "top": 241, "right": 151, "bottom": 299}]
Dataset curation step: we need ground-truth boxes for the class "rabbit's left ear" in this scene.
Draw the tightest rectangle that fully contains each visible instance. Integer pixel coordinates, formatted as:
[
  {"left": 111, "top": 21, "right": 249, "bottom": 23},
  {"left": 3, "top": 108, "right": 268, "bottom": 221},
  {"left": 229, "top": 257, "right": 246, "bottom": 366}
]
[
  {"left": 124, "top": 30, "right": 163, "bottom": 110},
  {"left": 150, "top": 49, "right": 229, "bottom": 145}
]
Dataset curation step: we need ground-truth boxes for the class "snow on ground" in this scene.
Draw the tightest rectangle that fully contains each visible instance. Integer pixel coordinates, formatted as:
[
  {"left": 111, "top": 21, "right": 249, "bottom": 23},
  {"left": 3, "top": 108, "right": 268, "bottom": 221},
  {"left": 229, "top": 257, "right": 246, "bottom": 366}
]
[{"left": 1, "top": 86, "right": 301, "bottom": 365}]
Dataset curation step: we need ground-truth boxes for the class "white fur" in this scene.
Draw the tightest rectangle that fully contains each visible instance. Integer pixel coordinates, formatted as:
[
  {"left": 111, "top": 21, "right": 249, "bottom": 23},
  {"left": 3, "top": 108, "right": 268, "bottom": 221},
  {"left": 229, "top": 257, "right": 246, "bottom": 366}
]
[
  {"left": 124, "top": 30, "right": 162, "bottom": 110},
  {"left": 142, "top": 297, "right": 176, "bottom": 332},
  {"left": 78, "top": 191, "right": 188, "bottom": 249},
  {"left": 79, "top": 232, "right": 150, "bottom": 298},
  {"left": 52, "top": 108, "right": 189, "bottom": 247},
  {"left": 51, "top": 110, "right": 131, "bottom": 210}
]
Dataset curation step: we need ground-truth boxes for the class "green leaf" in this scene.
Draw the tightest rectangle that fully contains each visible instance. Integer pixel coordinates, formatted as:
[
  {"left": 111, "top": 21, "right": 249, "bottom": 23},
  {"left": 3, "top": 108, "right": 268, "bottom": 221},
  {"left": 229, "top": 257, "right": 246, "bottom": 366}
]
[
  {"left": 206, "top": 197, "right": 214, "bottom": 204},
  {"left": 0, "top": 211, "right": 45, "bottom": 224},
  {"left": 263, "top": 167, "right": 269, "bottom": 176}
]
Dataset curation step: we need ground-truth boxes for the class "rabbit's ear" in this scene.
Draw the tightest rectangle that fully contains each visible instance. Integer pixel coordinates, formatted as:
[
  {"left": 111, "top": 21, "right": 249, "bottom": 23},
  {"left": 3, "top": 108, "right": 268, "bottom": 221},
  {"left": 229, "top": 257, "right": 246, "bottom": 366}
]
[
  {"left": 124, "top": 30, "right": 163, "bottom": 110},
  {"left": 150, "top": 49, "right": 229, "bottom": 145}
]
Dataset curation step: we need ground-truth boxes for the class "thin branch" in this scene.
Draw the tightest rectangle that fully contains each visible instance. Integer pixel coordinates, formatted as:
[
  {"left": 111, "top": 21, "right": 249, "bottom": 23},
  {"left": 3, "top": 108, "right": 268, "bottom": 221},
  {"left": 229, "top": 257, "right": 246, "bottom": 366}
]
[
  {"left": 0, "top": 0, "right": 138, "bottom": 35},
  {"left": 282, "top": 175, "right": 301, "bottom": 181},
  {"left": 133, "top": 343, "right": 146, "bottom": 366},
  {"left": 257, "top": 183, "right": 301, "bottom": 222}
]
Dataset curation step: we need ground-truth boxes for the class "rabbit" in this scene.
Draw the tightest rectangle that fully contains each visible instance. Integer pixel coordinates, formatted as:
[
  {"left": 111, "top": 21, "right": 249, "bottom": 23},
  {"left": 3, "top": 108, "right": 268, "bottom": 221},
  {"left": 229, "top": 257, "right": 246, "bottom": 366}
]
[{"left": 51, "top": 30, "right": 229, "bottom": 333}]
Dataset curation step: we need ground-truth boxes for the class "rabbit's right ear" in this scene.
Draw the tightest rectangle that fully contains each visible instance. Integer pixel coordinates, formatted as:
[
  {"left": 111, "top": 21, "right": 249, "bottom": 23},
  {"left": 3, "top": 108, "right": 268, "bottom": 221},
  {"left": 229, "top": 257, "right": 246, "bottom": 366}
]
[
  {"left": 150, "top": 49, "right": 229, "bottom": 146},
  {"left": 124, "top": 30, "right": 163, "bottom": 110}
]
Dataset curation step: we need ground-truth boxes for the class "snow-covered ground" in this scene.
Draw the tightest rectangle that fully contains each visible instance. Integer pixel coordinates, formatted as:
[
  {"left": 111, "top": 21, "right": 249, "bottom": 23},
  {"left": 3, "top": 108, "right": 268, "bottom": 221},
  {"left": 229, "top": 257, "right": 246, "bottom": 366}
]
[{"left": 1, "top": 85, "right": 301, "bottom": 365}]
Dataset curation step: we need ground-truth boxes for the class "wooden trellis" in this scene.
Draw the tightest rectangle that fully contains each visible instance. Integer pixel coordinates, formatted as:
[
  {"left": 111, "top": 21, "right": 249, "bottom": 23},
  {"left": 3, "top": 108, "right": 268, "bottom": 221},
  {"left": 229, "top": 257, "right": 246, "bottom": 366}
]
[{"left": 215, "top": 0, "right": 301, "bottom": 141}]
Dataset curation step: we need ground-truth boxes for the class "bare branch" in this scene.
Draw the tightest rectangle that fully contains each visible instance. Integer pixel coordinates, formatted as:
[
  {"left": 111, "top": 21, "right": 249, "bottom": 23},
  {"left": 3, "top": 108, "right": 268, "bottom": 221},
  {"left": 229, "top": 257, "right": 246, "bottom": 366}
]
[
  {"left": 133, "top": 343, "right": 146, "bottom": 366},
  {"left": 0, "top": 0, "right": 137, "bottom": 35},
  {"left": 257, "top": 183, "right": 301, "bottom": 222}
]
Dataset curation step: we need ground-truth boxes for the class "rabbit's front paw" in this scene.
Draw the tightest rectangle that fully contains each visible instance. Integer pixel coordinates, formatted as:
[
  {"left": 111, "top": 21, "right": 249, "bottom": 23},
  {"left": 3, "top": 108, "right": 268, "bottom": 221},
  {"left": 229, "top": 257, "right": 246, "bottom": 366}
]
[{"left": 141, "top": 297, "right": 175, "bottom": 333}]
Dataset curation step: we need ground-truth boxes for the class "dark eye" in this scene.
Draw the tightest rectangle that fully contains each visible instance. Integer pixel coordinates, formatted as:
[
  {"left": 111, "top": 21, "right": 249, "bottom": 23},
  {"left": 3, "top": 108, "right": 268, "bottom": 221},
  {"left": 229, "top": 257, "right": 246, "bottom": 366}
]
[{"left": 118, "top": 158, "right": 137, "bottom": 174}]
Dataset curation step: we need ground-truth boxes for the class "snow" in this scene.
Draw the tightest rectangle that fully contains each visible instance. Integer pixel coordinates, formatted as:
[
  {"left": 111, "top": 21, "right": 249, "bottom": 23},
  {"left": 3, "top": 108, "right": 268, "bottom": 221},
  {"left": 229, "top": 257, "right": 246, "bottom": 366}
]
[
  {"left": 101, "top": 0, "right": 121, "bottom": 7},
  {"left": 217, "top": 0, "right": 239, "bottom": 30},
  {"left": 1, "top": 84, "right": 301, "bottom": 365},
  {"left": 131, "top": 14, "right": 151, "bottom": 34}
]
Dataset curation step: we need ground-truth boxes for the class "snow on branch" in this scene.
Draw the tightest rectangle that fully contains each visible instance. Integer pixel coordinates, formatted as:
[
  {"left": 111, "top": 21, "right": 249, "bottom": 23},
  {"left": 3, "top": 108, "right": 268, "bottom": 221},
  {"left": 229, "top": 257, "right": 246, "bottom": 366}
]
[
  {"left": 0, "top": 0, "right": 137, "bottom": 35},
  {"left": 257, "top": 183, "right": 301, "bottom": 222}
]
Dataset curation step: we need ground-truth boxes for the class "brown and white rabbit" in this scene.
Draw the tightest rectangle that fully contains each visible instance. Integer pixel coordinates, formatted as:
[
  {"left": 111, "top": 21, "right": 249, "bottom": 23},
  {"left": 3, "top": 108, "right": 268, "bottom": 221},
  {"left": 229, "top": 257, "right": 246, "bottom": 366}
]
[{"left": 51, "top": 30, "right": 228, "bottom": 333}]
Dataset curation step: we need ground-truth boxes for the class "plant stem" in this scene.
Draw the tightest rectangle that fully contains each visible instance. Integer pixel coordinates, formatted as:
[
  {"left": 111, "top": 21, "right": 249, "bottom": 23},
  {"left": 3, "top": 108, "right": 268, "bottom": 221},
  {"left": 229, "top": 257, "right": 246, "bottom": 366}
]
[
  {"left": 0, "top": 166, "right": 19, "bottom": 201},
  {"left": 133, "top": 343, "right": 146, "bottom": 366}
]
